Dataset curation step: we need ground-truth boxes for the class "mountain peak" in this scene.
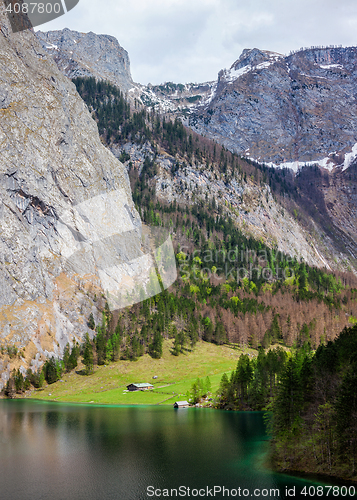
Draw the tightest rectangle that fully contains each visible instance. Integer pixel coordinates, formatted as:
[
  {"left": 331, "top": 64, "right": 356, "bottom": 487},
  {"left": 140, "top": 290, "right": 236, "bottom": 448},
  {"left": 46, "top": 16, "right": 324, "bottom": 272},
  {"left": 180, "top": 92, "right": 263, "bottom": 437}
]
[
  {"left": 36, "top": 28, "right": 134, "bottom": 91},
  {"left": 218, "top": 48, "right": 283, "bottom": 85},
  {"left": 232, "top": 48, "right": 283, "bottom": 71},
  {"left": 190, "top": 44, "right": 357, "bottom": 167}
]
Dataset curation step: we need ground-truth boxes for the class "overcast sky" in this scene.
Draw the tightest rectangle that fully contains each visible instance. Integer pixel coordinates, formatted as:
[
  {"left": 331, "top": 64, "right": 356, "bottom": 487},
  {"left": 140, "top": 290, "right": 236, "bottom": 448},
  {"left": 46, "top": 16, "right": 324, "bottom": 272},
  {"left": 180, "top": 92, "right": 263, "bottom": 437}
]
[{"left": 43, "top": 0, "right": 357, "bottom": 85}]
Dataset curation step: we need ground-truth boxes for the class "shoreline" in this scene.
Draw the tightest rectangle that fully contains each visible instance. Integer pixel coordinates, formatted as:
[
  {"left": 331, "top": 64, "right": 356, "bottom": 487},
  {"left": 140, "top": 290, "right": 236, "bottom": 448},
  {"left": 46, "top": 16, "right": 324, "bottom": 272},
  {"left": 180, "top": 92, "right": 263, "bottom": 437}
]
[
  {"left": 272, "top": 468, "right": 357, "bottom": 486},
  {"left": 273, "top": 466, "right": 357, "bottom": 486},
  {"left": 2, "top": 398, "right": 355, "bottom": 486}
]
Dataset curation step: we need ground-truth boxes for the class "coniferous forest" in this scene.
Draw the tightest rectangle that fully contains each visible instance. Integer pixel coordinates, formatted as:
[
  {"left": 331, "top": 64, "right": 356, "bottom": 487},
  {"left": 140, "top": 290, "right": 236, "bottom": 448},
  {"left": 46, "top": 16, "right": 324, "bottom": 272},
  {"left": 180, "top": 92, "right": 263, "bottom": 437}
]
[
  {"left": 216, "top": 325, "right": 357, "bottom": 481},
  {"left": 71, "top": 77, "right": 357, "bottom": 482},
  {"left": 4, "top": 77, "right": 357, "bottom": 482}
]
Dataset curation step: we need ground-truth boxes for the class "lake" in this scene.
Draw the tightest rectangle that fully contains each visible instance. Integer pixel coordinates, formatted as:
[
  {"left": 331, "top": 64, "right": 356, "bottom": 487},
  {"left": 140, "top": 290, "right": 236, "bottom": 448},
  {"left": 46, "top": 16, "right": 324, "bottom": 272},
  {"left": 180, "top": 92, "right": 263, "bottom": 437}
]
[{"left": 0, "top": 400, "right": 353, "bottom": 499}]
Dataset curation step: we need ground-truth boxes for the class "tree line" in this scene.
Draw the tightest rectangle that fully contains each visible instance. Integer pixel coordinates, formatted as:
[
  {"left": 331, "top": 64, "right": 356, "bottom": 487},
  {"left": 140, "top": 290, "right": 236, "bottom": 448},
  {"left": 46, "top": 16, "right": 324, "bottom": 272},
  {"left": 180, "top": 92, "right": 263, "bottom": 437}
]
[{"left": 215, "top": 324, "right": 357, "bottom": 481}]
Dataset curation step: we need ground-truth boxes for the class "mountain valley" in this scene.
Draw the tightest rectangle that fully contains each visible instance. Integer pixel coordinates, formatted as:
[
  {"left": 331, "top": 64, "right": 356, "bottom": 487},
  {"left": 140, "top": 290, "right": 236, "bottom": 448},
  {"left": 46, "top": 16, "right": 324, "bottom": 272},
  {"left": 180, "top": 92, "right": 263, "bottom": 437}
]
[
  {"left": 1, "top": 18, "right": 357, "bottom": 402},
  {"left": 0, "top": 4, "right": 356, "bottom": 488}
]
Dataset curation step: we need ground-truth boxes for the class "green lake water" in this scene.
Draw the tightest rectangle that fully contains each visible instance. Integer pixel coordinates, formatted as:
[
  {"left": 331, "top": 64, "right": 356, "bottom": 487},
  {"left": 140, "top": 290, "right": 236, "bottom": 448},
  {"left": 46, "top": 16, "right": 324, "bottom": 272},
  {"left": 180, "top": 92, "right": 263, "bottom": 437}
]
[{"left": 0, "top": 400, "right": 353, "bottom": 499}]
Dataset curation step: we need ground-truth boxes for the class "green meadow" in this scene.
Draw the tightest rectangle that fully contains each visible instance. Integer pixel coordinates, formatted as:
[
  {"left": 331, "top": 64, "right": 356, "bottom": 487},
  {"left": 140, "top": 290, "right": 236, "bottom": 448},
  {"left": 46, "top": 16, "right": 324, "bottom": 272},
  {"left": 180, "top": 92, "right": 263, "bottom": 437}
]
[{"left": 29, "top": 340, "right": 256, "bottom": 405}]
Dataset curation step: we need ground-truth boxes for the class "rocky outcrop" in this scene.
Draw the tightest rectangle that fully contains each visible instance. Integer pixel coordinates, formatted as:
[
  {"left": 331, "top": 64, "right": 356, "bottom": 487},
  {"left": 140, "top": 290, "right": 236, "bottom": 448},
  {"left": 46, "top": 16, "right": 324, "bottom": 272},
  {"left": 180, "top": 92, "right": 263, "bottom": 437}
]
[
  {"left": 36, "top": 28, "right": 134, "bottom": 92},
  {"left": 37, "top": 32, "right": 357, "bottom": 167},
  {"left": 0, "top": 15, "right": 149, "bottom": 387},
  {"left": 139, "top": 81, "right": 215, "bottom": 115},
  {"left": 188, "top": 46, "right": 357, "bottom": 165},
  {"left": 35, "top": 28, "right": 215, "bottom": 113},
  {"left": 114, "top": 142, "right": 352, "bottom": 273}
]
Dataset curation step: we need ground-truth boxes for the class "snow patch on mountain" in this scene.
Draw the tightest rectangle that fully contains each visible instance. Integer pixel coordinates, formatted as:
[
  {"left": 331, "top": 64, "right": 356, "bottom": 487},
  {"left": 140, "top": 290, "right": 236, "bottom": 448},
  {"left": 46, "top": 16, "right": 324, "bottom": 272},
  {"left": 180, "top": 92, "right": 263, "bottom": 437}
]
[
  {"left": 262, "top": 156, "right": 340, "bottom": 174},
  {"left": 222, "top": 51, "right": 283, "bottom": 84},
  {"left": 320, "top": 63, "right": 344, "bottom": 69},
  {"left": 259, "top": 142, "right": 357, "bottom": 174},
  {"left": 139, "top": 81, "right": 216, "bottom": 114},
  {"left": 200, "top": 81, "right": 218, "bottom": 105},
  {"left": 139, "top": 86, "right": 177, "bottom": 113},
  {"left": 342, "top": 142, "right": 357, "bottom": 171},
  {"left": 264, "top": 160, "right": 321, "bottom": 173}
]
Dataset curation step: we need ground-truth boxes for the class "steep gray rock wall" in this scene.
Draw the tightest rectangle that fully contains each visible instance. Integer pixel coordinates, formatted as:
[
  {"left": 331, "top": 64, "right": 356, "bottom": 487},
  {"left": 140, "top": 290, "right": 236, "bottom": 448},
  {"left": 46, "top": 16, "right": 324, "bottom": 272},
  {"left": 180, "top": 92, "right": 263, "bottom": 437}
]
[
  {"left": 113, "top": 141, "right": 349, "bottom": 274},
  {"left": 38, "top": 33, "right": 357, "bottom": 167},
  {"left": 189, "top": 46, "right": 357, "bottom": 164},
  {"left": 0, "top": 14, "right": 146, "bottom": 387},
  {"left": 36, "top": 29, "right": 216, "bottom": 113},
  {"left": 36, "top": 28, "right": 134, "bottom": 92}
]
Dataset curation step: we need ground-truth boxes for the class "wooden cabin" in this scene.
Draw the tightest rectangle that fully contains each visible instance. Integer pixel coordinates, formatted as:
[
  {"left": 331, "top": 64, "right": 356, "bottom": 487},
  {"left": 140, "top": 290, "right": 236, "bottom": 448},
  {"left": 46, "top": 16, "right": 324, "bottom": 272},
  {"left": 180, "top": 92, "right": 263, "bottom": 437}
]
[
  {"left": 127, "top": 383, "right": 154, "bottom": 391},
  {"left": 173, "top": 401, "right": 190, "bottom": 408}
]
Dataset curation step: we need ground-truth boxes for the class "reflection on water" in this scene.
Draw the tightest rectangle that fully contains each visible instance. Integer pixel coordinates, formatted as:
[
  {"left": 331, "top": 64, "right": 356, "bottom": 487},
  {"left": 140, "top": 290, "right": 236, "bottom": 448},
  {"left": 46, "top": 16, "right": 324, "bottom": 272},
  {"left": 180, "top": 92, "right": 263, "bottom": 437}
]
[{"left": 0, "top": 401, "right": 347, "bottom": 500}]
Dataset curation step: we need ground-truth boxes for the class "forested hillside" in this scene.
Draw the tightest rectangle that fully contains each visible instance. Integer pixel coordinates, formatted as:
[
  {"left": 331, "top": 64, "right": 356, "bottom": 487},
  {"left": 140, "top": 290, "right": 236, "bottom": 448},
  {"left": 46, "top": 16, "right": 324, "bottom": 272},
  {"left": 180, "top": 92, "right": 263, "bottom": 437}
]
[
  {"left": 216, "top": 325, "right": 357, "bottom": 482},
  {"left": 74, "top": 76, "right": 357, "bottom": 271},
  {"left": 58, "top": 80, "right": 357, "bottom": 362},
  {"left": 4, "top": 77, "right": 357, "bottom": 395}
]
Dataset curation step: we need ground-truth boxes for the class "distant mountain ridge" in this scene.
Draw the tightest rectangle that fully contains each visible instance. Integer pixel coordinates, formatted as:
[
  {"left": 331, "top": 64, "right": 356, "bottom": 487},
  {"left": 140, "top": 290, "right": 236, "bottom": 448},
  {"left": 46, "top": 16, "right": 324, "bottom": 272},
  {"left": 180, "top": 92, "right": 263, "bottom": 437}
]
[
  {"left": 37, "top": 30, "right": 357, "bottom": 170},
  {"left": 36, "top": 28, "right": 134, "bottom": 92},
  {"left": 36, "top": 29, "right": 357, "bottom": 274},
  {"left": 189, "top": 45, "right": 357, "bottom": 167}
]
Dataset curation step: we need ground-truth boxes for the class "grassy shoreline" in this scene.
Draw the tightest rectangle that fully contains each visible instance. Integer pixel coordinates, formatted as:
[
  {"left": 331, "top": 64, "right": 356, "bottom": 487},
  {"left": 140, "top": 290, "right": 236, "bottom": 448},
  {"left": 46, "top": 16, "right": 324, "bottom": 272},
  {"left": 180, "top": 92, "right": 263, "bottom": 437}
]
[{"left": 26, "top": 340, "right": 254, "bottom": 405}]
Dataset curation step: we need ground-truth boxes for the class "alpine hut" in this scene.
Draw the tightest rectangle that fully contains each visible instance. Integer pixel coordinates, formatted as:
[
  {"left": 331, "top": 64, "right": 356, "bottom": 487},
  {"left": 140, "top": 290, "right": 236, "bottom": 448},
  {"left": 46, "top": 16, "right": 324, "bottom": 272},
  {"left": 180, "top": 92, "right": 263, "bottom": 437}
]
[
  {"left": 127, "top": 383, "right": 154, "bottom": 391},
  {"left": 173, "top": 401, "right": 190, "bottom": 408}
]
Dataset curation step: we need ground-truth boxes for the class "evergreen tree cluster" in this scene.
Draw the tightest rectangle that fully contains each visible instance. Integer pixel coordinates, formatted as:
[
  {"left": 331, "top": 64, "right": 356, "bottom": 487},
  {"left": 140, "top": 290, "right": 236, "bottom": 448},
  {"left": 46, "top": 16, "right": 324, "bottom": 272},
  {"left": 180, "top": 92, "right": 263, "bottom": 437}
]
[
  {"left": 269, "top": 324, "right": 357, "bottom": 481},
  {"left": 72, "top": 77, "right": 245, "bottom": 178},
  {"left": 216, "top": 346, "right": 288, "bottom": 411},
  {"left": 217, "top": 325, "right": 357, "bottom": 480},
  {"left": 3, "top": 342, "right": 80, "bottom": 395},
  {"left": 132, "top": 162, "right": 350, "bottom": 309},
  {"left": 72, "top": 77, "right": 189, "bottom": 153}
]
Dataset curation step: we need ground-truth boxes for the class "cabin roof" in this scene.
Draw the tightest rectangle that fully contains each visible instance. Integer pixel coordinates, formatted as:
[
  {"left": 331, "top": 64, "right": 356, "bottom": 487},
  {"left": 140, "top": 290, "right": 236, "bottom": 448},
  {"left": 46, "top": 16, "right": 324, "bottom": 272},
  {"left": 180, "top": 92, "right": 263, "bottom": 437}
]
[
  {"left": 128, "top": 383, "right": 153, "bottom": 388},
  {"left": 174, "top": 401, "right": 189, "bottom": 405}
]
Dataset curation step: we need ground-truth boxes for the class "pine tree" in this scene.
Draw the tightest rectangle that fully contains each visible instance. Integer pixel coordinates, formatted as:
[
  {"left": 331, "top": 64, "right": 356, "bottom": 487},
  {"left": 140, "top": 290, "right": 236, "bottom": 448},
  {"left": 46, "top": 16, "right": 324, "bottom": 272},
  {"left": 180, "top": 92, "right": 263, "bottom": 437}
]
[
  {"left": 272, "top": 357, "right": 303, "bottom": 437},
  {"left": 112, "top": 332, "right": 121, "bottom": 361},
  {"left": 335, "top": 368, "right": 357, "bottom": 473},
  {"left": 44, "top": 357, "right": 62, "bottom": 384},
  {"left": 68, "top": 343, "right": 79, "bottom": 371},
  {"left": 63, "top": 343, "right": 71, "bottom": 372},
  {"left": 106, "top": 339, "right": 114, "bottom": 362},
  {"left": 96, "top": 327, "right": 106, "bottom": 365},
  {"left": 149, "top": 331, "right": 163, "bottom": 359},
  {"left": 14, "top": 369, "right": 24, "bottom": 393},
  {"left": 83, "top": 334, "right": 94, "bottom": 375},
  {"left": 88, "top": 312, "right": 95, "bottom": 330},
  {"left": 5, "top": 374, "right": 16, "bottom": 398},
  {"left": 217, "top": 373, "right": 230, "bottom": 406}
]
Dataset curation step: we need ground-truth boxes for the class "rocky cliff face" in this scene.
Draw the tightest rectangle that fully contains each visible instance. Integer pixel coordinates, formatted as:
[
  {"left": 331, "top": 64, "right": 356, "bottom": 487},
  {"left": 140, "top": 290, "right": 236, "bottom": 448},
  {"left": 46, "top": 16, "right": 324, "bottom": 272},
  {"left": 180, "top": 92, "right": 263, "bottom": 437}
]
[
  {"left": 188, "top": 46, "right": 357, "bottom": 165},
  {"left": 184, "top": 46, "right": 357, "bottom": 269},
  {"left": 113, "top": 141, "right": 351, "bottom": 273},
  {"left": 36, "top": 28, "right": 215, "bottom": 114},
  {"left": 35, "top": 29, "right": 357, "bottom": 273},
  {"left": 0, "top": 15, "right": 148, "bottom": 387},
  {"left": 36, "top": 28, "right": 134, "bottom": 92},
  {"left": 37, "top": 32, "right": 357, "bottom": 168}
]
